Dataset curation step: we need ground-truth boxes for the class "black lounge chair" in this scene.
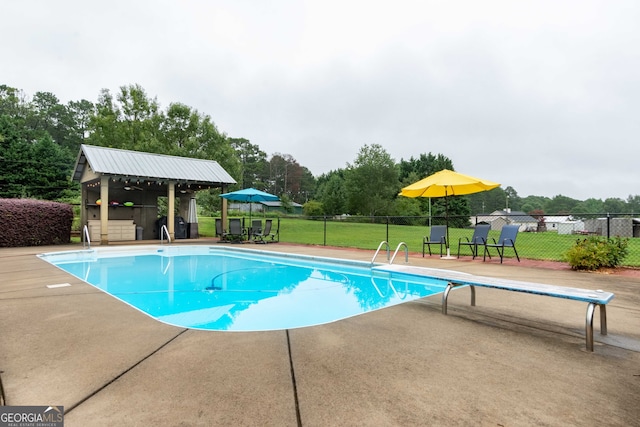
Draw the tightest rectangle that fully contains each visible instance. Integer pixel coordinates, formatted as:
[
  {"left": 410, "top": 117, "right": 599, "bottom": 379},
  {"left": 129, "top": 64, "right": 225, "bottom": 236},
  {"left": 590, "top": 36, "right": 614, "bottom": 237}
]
[
  {"left": 215, "top": 218, "right": 230, "bottom": 242},
  {"left": 249, "top": 219, "right": 262, "bottom": 240},
  {"left": 227, "top": 218, "right": 246, "bottom": 242},
  {"left": 269, "top": 218, "right": 280, "bottom": 243},
  {"left": 483, "top": 224, "right": 520, "bottom": 263},
  {"left": 457, "top": 224, "right": 490, "bottom": 259},
  {"left": 253, "top": 219, "right": 277, "bottom": 243},
  {"left": 423, "top": 225, "right": 447, "bottom": 257}
]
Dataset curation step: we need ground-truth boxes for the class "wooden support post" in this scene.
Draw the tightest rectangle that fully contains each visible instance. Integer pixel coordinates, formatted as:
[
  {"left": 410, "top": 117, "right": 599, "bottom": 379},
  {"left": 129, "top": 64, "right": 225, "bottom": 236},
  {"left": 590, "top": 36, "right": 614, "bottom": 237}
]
[
  {"left": 168, "top": 181, "right": 176, "bottom": 241},
  {"left": 100, "top": 176, "right": 109, "bottom": 245}
]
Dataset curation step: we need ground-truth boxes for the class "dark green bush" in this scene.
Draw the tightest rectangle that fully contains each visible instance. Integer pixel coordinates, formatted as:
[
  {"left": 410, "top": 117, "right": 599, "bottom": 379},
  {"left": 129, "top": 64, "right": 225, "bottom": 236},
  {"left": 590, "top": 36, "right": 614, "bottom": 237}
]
[
  {"left": 0, "top": 198, "right": 73, "bottom": 247},
  {"left": 564, "top": 236, "right": 629, "bottom": 270}
]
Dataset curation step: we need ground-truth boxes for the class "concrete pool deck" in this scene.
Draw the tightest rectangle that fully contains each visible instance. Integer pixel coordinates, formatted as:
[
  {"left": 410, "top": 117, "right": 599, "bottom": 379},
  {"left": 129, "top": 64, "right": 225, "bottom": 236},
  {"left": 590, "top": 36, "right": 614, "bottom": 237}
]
[{"left": 1, "top": 241, "right": 639, "bottom": 426}]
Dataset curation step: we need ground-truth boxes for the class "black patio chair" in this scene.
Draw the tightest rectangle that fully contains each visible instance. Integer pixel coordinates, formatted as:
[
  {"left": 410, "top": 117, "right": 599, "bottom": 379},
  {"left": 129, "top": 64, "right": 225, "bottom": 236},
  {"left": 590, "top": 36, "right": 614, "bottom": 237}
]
[
  {"left": 483, "top": 224, "right": 520, "bottom": 263},
  {"left": 227, "top": 218, "right": 246, "bottom": 242},
  {"left": 457, "top": 224, "right": 491, "bottom": 259},
  {"left": 249, "top": 219, "right": 263, "bottom": 240},
  {"left": 215, "top": 218, "right": 229, "bottom": 242},
  {"left": 253, "top": 219, "right": 276, "bottom": 243},
  {"left": 423, "top": 225, "right": 447, "bottom": 257}
]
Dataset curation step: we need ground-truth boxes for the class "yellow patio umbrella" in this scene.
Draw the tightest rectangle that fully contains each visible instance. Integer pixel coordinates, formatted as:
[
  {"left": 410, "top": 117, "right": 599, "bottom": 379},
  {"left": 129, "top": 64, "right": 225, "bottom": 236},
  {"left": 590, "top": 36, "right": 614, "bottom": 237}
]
[{"left": 400, "top": 169, "right": 500, "bottom": 258}]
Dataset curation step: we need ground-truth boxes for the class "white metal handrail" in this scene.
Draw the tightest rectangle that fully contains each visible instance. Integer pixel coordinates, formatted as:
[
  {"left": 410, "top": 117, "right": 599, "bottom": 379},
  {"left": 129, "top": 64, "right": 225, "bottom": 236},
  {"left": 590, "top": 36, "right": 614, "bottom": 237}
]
[
  {"left": 390, "top": 242, "right": 409, "bottom": 265},
  {"left": 371, "top": 241, "right": 390, "bottom": 264},
  {"left": 161, "top": 224, "right": 171, "bottom": 245},
  {"left": 82, "top": 225, "right": 91, "bottom": 249}
]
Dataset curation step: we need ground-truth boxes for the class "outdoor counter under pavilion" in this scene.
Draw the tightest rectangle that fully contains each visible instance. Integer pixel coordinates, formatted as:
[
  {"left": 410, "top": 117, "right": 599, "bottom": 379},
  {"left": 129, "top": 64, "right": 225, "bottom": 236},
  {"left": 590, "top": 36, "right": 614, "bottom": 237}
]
[{"left": 72, "top": 144, "right": 236, "bottom": 244}]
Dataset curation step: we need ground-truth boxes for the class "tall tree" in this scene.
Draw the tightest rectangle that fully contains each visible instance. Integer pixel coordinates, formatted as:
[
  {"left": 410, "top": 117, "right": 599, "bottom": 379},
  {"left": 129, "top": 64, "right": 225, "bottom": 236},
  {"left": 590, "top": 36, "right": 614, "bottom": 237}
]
[
  {"left": 230, "top": 138, "right": 268, "bottom": 189},
  {"left": 297, "top": 166, "right": 316, "bottom": 203},
  {"left": 88, "top": 84, "right": 160, "bottom": 151},
  {"left": 0, "top": 121, "right": 75, "bottom": 199},
  {"left": 0, "top": 85, "right": 27, "bottom": 118},
  {"left": 268, "top": 153, "right": 288, "bottom": 195},
  {"left": 504, "top": 186, "right": 521, "bottom": 211},
  {"left": 196, "top": 117, "right": 241, "bottom": 182},
  {"left": 87, "top": 88, "right": 121, "bottom": 148},
  {"left": 344, "top": 144, "right": 398, "bottom": 216},
  {"left": 0, "top": 114, "right": 30, "bottom": 198},
  {"left": 398, "top": 153, "right": 453, "bottom": 182},
  {"left": 159, "top": 102, "right": 200, "bottom": 154},
  {"left": 317, "top": 171, "right": 347, "bottom": 215},
  {"left": 28, "top": 92, "right": 70, "bottom": 148},
  {"left": 117, "top": 84, "right": 160, "bottom": 150},
  {"left": 0, "top": 87, "right": 77, "bottom": 200},
  {"left": 267, "top": 153, "right": 311, "bottom": 202},
  {"left": 66, "top": 99, "right": 95, "bottom": 152},
  {"left": 30, "top": 134, "right": 77, "bottom": 199}
]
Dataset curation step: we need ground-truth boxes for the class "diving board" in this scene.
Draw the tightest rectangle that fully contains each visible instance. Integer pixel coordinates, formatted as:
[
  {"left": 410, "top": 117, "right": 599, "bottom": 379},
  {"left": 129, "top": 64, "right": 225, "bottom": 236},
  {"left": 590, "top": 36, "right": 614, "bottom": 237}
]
[{"left": 373, "top": 264, "right": 614, "bottom": 352}]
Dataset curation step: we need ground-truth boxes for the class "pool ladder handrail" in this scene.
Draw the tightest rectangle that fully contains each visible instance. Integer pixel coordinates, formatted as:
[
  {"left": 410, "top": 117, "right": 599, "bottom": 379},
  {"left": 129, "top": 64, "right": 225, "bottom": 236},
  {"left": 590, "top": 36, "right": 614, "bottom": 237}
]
[
  {"left": 389, "top": 242, "right": 409, "bottom": 265},
  {"left": 82, "top": 224, "right": 91, "bottom": 249},
  {"left": 161, "top": 224, "right": 171, "bottom": 245},
  {"left": 372, "top": 241, "right": 390, "bottom": 264}
]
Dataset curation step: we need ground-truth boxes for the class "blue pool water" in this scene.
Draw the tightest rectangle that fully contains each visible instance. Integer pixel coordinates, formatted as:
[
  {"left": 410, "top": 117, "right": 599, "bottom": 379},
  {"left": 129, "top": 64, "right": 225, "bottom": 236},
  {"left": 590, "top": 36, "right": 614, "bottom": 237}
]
[{"left": 39, "top": 246, "right": 447, "bottom": 331}]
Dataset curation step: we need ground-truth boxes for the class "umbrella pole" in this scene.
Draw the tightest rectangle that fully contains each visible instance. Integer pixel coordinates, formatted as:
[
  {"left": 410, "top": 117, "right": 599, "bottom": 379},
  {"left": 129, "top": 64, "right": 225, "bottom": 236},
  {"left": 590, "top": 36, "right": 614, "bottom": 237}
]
[
  {"left": 442, "top": 189, "right": 456, "bottom": 259},
  {"left": 248, "top": 197, "right": 252, "bottom": 240}
]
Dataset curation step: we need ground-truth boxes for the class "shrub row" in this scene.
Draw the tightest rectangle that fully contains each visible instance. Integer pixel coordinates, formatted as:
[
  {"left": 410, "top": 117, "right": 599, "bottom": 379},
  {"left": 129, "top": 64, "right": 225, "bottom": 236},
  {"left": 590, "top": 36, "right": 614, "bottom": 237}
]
[{"left": 0, "top": 198, "right": 73, "bottom": 247}]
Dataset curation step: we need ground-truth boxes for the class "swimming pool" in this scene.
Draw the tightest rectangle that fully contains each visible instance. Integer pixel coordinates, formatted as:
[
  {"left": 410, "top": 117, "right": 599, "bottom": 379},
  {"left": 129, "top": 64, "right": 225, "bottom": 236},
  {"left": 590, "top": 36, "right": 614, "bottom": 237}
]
[{"left": 39, "top": 246, "right": 448, "bottom": 331}]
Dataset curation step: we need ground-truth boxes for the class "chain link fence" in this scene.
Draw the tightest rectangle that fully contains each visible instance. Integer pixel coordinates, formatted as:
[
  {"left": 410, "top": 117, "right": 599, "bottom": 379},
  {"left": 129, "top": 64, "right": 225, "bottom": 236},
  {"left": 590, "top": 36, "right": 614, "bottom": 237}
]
[{"left": 280, "top": 213, "right": 640, "bottom": 267}]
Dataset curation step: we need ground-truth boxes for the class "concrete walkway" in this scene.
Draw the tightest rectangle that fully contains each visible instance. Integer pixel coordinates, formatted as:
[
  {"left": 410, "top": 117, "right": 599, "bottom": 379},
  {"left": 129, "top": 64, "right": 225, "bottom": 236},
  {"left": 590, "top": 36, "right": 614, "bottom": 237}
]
[{"left": 1, "top": 242, "right": 639, "bottom": 426}]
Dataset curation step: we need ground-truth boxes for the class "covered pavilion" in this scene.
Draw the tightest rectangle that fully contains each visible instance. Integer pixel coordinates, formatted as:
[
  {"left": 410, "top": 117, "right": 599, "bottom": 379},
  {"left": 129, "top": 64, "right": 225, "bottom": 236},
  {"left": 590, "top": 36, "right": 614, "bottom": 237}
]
[{"left": 72, "top": 144, "right": 236, "bottom": 244}]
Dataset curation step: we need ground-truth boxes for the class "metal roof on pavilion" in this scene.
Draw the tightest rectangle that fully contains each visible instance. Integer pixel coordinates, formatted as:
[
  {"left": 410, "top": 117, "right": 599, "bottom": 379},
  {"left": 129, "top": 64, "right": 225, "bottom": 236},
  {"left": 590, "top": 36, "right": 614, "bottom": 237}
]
[{"left": 72, "top": 144, "right": 236, "bottom": 187}]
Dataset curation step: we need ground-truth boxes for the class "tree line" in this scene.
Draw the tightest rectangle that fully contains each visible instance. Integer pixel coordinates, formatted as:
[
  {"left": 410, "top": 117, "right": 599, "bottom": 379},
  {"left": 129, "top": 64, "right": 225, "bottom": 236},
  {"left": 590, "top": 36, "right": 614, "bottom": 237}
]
[{"left": 2, "top": 83, "right": 639, "bottom": 220}]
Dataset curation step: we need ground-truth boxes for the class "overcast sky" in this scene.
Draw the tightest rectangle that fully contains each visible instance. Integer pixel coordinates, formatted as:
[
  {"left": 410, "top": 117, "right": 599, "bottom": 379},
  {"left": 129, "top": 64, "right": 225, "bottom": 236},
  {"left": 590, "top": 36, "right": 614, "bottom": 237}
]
[{"left": 2, "top": 0, "right": 639, "bottom": 201}]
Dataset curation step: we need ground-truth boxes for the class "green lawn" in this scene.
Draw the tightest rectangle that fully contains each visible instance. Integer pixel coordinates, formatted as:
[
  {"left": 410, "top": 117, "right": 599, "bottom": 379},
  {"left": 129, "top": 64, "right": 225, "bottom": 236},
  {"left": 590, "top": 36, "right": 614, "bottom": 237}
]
[{"left": 199, "top": 217, "right": 640, "bottom": 267}]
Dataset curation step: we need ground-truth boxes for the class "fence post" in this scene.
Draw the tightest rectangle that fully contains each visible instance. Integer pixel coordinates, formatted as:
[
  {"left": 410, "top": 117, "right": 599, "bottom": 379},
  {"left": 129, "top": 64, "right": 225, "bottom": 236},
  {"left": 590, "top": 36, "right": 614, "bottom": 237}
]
[
  {"left": 606, "top": 213, "right": 610, "bottom": 239},
  {"left": 386, "top": 216, "right": 389, "bottom": 243},
  {"left": 323, "top": 216, "right": 327, "bottom": 246}
]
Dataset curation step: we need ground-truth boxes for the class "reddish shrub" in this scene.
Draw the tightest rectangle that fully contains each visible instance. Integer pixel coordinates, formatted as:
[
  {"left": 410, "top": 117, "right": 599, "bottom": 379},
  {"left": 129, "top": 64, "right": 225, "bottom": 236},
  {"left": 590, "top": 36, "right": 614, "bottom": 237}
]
[{"left": 0, "top": 199, "right": 73, "bottom": 247}]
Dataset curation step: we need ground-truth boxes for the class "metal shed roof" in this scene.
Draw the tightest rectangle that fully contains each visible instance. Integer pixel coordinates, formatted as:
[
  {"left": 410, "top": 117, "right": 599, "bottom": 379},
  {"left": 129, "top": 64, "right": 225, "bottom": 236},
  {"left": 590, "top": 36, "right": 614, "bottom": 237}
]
[{"left": 73, "top": 145, "right": 236, "bottom": 186}]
